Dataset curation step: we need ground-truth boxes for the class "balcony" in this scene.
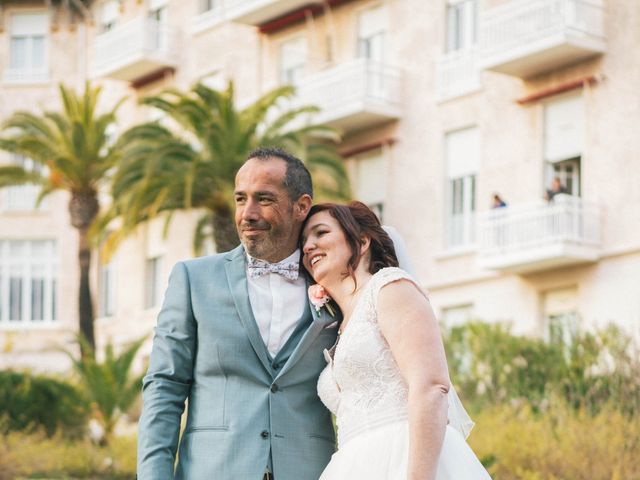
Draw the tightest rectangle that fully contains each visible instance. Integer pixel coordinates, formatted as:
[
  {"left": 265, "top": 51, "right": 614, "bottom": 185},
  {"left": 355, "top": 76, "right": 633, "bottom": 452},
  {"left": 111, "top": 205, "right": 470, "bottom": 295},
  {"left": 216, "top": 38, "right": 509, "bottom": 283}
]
[
  {"left": 91, "top": 18, "right": 179, "bottom": 82},
  {"left": 479, "top": 0, "right": 606, "bottom": 78},
  {"left": 436, "top": 47, "right": 482, "bottom": 102},
  {"left": 478, "top": 196, "right": 601, "bottom": 273},
  {"left": 295, "top": 59, "right": 402, "bottom": 132},
  {"left": 194, "top": 0, "right": 313, "bottom": 31}
]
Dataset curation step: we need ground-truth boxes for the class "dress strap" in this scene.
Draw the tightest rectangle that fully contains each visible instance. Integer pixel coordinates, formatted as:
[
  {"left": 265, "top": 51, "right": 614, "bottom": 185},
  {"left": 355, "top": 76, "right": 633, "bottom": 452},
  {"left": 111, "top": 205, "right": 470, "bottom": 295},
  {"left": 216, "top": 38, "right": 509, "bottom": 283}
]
[{"left": 368, "top": 267, "right": 427, "bottom": 305}]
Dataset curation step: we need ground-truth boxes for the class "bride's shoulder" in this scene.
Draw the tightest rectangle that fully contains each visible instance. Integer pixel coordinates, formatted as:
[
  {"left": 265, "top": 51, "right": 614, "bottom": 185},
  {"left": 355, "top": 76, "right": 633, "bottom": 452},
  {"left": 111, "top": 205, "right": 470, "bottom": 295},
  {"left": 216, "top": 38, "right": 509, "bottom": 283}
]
[
  {"left": 370, "top": 267, "right": 426, "bottom": 299},
  {"left": 372, "top": 266, "right": 413, "bottom": 284}
]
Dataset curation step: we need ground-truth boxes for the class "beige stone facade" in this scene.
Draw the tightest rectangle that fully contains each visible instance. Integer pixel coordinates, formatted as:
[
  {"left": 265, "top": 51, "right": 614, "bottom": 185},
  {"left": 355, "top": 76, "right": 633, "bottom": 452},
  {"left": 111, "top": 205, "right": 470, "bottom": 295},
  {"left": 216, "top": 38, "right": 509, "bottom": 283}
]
[{"left": 0, "top": 0, "right": 638, "bottom": 372}]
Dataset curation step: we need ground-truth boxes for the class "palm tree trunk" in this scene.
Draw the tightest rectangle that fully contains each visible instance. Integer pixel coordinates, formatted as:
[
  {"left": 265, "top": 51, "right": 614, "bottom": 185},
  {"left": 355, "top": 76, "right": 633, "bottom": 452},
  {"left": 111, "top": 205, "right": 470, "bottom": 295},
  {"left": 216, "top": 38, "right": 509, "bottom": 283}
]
[
  {"left": 78, "top": 227, "right": 96, "bottom": 358},
  {"left": 212, "top": 206, "right": 239, "bottom": 253},
  {"left": 70, "top": 192, "right": 99, "bottom": 358}
]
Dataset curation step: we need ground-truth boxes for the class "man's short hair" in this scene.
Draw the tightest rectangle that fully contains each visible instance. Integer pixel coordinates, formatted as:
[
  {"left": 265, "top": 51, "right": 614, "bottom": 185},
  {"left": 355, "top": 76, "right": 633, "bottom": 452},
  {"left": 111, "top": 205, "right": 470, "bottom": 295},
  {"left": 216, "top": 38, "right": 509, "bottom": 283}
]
[{"left": 246, "top": 146, "right": 313, "bottom": 200}]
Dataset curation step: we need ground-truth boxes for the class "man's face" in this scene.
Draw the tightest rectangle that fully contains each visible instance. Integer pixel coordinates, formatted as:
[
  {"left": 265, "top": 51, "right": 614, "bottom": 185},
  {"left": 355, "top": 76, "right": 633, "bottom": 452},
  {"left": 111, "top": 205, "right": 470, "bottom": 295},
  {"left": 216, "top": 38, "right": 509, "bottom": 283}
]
[{"left": 234, "top": 158, "right": 310, "bottom": 262}]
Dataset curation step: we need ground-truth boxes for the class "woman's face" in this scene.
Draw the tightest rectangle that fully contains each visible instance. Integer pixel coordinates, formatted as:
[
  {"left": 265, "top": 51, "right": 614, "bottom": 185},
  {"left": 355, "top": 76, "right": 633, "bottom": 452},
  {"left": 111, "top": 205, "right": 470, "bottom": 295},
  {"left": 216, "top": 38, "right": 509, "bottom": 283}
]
[{"left": 302, "top": 211, "right": 353, "bottom": 283}]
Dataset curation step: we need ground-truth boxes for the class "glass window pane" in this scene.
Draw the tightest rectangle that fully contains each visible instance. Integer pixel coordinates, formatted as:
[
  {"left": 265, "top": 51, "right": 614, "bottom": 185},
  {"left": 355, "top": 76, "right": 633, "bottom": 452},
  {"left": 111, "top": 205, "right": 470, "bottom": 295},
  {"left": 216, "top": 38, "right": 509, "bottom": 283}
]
[
  {"left": 31, "top": 277, "right": 44, "bottom": 321},
  {"left": 31, "top": 36, "right": 46, "bottom": 69},
  {"left": 9, "top": 277, "right": 23, "bottom": 321},
  {"left": 10, "top": 37, "right": 27, "bottom": 69},
  {"left": 51, "top": 278, "right": 57, "bottom": 321}
]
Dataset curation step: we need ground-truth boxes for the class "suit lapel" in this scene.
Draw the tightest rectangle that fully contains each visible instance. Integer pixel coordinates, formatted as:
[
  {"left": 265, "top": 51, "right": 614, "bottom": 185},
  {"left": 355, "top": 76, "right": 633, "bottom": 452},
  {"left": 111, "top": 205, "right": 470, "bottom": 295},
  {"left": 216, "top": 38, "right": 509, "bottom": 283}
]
[
  {"left": 275, "top": 291, "right": 338, "bottom": 380},
  {"left": 224, "top": 246, "right": 273, "bottom": 376}
]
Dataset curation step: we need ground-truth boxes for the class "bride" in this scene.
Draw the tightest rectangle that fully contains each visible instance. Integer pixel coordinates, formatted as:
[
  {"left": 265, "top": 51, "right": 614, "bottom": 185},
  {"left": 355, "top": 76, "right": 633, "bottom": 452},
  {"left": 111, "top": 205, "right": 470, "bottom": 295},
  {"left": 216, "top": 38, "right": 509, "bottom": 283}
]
[{"left": 301, "top": 202, "right": 491, "bottom": 480}]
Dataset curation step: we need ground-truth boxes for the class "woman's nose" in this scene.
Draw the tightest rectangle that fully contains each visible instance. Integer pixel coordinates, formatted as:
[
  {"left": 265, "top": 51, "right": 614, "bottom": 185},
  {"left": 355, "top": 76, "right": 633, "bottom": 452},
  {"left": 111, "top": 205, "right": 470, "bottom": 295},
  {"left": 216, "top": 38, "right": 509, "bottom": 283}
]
[{"left": 303, "top": 239, "right": 315, "bottom": 254}]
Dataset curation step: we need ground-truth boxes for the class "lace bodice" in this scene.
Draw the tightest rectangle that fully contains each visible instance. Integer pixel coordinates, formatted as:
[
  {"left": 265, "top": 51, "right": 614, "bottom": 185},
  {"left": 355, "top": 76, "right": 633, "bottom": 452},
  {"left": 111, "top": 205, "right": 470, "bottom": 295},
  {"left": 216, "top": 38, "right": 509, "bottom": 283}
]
[{"left": 317, "top": 267, "right": 419, "bottom": 446}]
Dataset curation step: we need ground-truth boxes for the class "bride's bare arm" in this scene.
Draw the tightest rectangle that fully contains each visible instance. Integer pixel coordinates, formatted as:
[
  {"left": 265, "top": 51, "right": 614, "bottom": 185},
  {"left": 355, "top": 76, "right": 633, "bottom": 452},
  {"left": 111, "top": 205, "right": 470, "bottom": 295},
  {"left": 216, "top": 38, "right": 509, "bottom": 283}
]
[{"left": 377, "top": 280, "right": 450, "bottom": 480}]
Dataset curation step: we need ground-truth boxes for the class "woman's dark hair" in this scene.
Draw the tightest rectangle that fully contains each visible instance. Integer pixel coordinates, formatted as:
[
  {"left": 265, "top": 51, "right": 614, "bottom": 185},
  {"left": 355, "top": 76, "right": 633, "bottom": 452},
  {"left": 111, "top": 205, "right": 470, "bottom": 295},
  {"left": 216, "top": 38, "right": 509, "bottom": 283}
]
[{"left": 300, "top": 201, "right": 399, "bottom": 286}]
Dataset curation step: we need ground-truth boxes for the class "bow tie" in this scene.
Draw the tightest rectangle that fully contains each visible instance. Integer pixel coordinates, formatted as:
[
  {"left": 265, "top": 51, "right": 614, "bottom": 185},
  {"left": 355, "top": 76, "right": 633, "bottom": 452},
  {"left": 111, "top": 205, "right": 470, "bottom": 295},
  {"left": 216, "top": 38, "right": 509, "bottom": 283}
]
[{"left": 247, "top": 257, "right": 299, "bottom": 280}]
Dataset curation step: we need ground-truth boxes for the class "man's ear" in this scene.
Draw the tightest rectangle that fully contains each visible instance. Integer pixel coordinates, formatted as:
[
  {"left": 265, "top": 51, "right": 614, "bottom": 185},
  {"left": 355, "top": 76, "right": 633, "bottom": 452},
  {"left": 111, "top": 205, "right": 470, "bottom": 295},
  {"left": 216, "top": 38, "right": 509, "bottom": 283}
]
[{"left": 295, "top": 194, "right": 313, "bottom": 220}]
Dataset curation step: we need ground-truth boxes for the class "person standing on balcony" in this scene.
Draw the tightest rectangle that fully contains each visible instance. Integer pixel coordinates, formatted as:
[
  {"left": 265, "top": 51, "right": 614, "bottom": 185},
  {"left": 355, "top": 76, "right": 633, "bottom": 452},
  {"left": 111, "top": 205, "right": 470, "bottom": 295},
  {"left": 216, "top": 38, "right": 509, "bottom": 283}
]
[
  {"left": 137, "top": 147, "right": 338, "bottom": 480},
  {"left": 491, "top": 193, "right": 507, "bottom": 209},
  {"left": 544, "top": 177, "right": 569, "bottom": 202}
]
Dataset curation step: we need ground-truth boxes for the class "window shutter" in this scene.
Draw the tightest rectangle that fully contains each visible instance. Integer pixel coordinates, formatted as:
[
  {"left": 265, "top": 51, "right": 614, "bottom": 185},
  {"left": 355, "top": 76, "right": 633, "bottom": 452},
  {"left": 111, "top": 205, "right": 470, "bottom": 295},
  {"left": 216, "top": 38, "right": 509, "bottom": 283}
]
[
  {"left": 11, "top": 13, "right": 48, "bottom": 35},
  {"left": 544, "top": 95, "right": 584, "bottom": 163},
  {"left": 445, "top": 126, "right": 480, "bottom": 178}
]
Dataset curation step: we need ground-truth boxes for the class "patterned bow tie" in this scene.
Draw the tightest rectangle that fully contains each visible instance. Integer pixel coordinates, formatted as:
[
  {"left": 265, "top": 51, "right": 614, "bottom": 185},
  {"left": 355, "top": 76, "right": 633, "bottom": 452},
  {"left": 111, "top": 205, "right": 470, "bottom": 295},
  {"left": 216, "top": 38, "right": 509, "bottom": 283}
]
[{"left": 247, "top": 257, "right": 299, "bottom": 280}]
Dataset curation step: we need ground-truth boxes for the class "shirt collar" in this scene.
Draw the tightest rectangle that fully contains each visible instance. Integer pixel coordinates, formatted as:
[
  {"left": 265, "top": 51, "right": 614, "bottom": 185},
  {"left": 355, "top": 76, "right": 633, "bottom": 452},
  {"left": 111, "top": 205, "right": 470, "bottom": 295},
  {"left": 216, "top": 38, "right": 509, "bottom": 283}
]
[{"left": 245, "top": 248, "right": 301, "bottom": 265}]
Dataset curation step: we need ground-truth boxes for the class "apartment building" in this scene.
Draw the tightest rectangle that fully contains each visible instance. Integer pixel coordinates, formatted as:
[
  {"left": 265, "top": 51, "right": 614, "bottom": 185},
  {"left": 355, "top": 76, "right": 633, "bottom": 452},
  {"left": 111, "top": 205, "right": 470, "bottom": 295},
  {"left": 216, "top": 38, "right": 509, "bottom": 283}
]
[{"left": 0, "top": 0, "right": 638, "bottom": 371}]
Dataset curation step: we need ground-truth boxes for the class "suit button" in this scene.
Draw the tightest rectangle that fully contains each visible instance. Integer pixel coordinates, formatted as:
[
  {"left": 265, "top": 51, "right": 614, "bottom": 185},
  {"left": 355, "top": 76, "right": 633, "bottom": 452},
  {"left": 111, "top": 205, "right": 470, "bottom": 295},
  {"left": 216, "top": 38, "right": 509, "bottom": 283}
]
[
  {"left": 270, "top": 384, "right": 279, "bottom": 393},
  {"left": 261, "top": 430, "right": 269, "bottom": 438}
]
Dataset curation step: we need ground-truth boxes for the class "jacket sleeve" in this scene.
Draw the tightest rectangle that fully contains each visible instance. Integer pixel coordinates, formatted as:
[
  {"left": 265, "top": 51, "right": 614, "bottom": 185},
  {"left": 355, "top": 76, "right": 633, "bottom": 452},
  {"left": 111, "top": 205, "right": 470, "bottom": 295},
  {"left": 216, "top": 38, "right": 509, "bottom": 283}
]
[{"left": 137, "top": 262, "right": 196, "bottom": 479}]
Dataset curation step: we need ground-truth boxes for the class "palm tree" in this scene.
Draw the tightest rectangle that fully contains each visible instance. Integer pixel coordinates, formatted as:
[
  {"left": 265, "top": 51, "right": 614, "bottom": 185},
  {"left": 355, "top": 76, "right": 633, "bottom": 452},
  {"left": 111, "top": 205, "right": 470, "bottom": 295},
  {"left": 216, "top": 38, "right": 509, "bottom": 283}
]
[
  {"left": 0, "top": 82, "right": 124, "bottom": 356},
  {"left": 102, "top": 81, "right": 350, "bottom": 255},
  {"left": 63, "top": 335, "right": 146, "bottom": 446}
]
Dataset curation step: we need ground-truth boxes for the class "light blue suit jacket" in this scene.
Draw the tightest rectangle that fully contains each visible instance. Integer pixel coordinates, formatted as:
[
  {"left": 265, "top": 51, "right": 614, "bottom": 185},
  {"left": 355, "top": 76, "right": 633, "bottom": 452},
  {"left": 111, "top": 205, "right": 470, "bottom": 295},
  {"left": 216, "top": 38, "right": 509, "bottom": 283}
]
[{"left": 137, "top": 246, "right": 338, "bottom": 479}]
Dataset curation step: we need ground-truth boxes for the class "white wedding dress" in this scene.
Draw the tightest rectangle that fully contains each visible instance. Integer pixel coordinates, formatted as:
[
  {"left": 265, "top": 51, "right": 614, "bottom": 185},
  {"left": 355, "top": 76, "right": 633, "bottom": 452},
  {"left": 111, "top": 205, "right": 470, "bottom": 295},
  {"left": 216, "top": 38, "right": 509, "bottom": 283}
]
[{"left": 317, "top": 268, "right": 491, "bottom": 479}]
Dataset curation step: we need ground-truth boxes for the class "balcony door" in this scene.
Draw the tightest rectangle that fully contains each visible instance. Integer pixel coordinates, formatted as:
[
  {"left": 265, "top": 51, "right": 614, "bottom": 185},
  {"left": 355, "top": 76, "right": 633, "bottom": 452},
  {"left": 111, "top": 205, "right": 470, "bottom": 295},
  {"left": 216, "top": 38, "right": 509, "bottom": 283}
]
[
  {"left": 278, "top": 36, "right": 307, "bottom": 87},
  {"left": 544, "top": 94, "right": 584, "bottom": 197},
  {"left": 357, "top": 4, "right": 388, "bottom": 97},
  {"left": 347, "top": 148, "right": 388, "bottom": 222},
  {"left": 357, "top": 4, "right": 387, "bottom": 62},
  {"left": 445, "top": 127, "right": 479, "bottom": 249},
  {"left": 149, "top": 0, "right": 168, "bottom": 51},
  {"left": 446, "top": 0, "right": 477, "bottom": 53}
]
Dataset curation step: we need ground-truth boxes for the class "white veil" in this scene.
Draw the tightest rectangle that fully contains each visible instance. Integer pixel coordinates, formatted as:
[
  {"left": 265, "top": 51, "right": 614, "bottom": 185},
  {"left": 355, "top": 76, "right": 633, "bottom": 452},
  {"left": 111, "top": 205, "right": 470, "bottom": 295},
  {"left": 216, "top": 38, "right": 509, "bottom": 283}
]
[{"left": 382, "top": 225, "right": 476, "bottom": 439}]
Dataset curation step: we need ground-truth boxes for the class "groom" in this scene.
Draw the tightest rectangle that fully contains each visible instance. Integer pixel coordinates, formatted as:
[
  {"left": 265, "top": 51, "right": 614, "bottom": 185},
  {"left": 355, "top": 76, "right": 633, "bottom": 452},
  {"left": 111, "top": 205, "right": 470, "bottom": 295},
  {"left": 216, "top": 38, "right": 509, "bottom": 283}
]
[{"left": 137, "top": 147, "right": 339, "bottom": 479}]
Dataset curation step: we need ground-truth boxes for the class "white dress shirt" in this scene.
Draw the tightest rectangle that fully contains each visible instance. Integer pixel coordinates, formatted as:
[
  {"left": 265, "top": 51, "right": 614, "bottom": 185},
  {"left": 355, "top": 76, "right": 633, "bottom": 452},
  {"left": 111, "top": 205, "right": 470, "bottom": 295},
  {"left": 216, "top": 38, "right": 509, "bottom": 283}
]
[{"left": 246, "top": 249, "right": 307, "bottom": 358}]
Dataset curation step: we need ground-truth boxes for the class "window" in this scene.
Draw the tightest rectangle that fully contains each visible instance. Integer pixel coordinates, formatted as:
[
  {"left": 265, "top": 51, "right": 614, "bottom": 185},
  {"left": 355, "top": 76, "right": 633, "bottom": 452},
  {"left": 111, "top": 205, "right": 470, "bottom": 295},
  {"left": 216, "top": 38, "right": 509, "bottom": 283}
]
[
  {"left": 148, "top": 0, "right": 168, "bottom": 51},
  {"left": 98, "top": 0, "right": 120, "bottom": 32},
  {"left": 347, "top": 149, "right": 387, "bottom": 222},
  {"left": 7, "top": 13, "right": 48, "bottom": 82},
  {"left": 542, "top": 287, "right": 579, "bottom": 346},
  {"left": 445, "top": 127, "right": 479, "bottom": 248},
  {"left": 98, "top": 257, "right": 116, "bottom": 318},
  {"left": 0, "top": 240, "right": 57, "bottom": 325},
  {"left": 544, "top": 95, "right": 584, "bottom": 196},
  {"left": 446, "top": 0, "right": 477, "bottom": 52},
  {"left": 278, "top": 36, "right": 307, "bottom": 86},
  {"left": 357, "top": 4, "right": 387, "bottom": 62},
  {"left": 2, "top": 154, "right": 45, "bottom": 212},
  {"left": 145, "top": 256, "right": 163, "bottom": 309}
]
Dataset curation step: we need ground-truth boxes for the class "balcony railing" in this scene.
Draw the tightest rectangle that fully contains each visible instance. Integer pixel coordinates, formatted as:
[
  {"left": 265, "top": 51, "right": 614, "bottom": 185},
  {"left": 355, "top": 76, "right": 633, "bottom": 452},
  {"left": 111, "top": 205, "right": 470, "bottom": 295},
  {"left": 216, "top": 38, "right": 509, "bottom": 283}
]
[
  {"left": 436, "top": 47, "right": 482, "bottom": 101},
  {"left": 295, "top": 58, "right": 402, "bottom": 131},
  {"left": 479, "top": 0, "right": 606, "bottom": 78},
  {"left": 478, "top": 195, "right": 601, "bottom": 273},
  {"left": 91, "top": 18, "right": 179, "bottom": 82},
  {"left": 193, "top": 0, "right": 313, "bottom": 31}
]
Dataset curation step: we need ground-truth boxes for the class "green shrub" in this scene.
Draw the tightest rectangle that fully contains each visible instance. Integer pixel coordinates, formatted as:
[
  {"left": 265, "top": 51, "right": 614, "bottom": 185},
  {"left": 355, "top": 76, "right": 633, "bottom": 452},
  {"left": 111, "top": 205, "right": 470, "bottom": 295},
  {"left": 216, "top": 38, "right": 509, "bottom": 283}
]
[
  {"left": 444, "top": 322, "right": 640, "bottom": 415},
  {"left": 0, "top": 370, "right": 89, "bottom": 438}
]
